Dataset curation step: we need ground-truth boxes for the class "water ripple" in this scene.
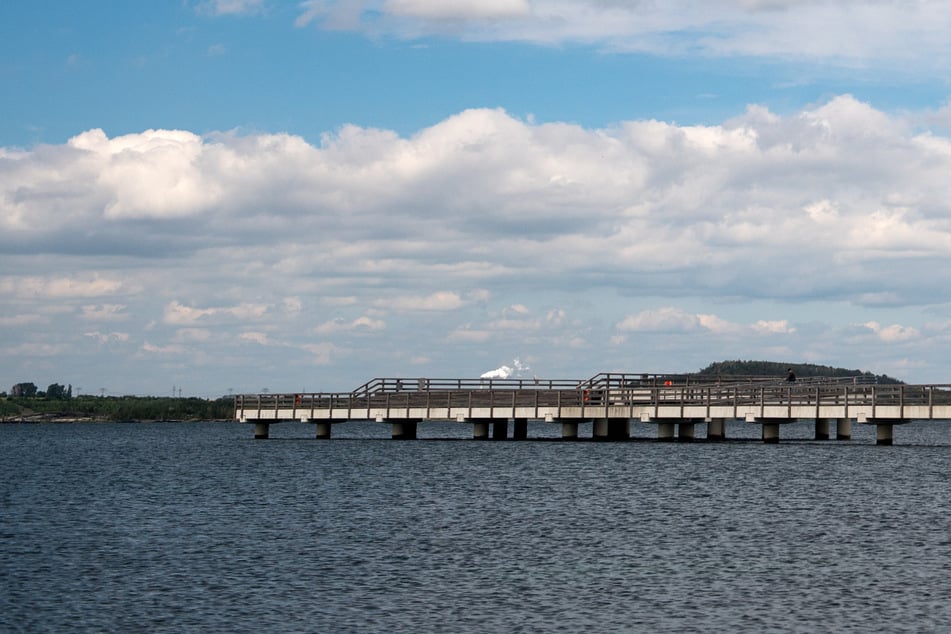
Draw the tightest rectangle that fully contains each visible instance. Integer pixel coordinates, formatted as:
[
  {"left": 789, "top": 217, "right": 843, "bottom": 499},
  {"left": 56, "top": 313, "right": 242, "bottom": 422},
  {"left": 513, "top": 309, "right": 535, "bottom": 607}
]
[{"left": 3, "top": 422, "right": 951, "bottom": 632}]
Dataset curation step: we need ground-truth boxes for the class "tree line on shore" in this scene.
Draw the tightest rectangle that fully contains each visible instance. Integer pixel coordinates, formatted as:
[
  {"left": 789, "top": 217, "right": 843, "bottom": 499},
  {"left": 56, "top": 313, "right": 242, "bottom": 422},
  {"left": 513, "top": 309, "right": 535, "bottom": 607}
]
[{"left": 1, "top": 387, "right": 233, "bottom": 422}]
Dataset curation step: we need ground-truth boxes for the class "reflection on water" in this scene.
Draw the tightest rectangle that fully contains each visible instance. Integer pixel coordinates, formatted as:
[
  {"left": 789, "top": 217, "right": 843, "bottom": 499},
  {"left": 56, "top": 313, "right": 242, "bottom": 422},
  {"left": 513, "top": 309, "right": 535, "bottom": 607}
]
[{"left": 3, "top": 421, "right": 951, "bottom": 632}]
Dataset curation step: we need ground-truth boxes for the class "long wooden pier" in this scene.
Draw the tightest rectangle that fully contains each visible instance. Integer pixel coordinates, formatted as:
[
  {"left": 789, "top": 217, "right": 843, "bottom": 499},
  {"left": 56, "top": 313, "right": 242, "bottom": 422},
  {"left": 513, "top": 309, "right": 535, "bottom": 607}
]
[{"left": 234, "top": 373, "right": 951, "bottom": 444}]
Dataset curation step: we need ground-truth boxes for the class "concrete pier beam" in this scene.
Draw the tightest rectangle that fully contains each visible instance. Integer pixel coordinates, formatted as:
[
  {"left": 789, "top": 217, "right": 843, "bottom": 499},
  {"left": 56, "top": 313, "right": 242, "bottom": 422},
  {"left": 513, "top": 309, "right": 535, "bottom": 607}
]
[
  {"left": 513, "top": 418, "right": 528, "bottom": 441},
  {"left": 815, "top": 418, "right": 831, "bottom": 441},
  {"left": 593, "top": 418, "right": 609, "bottom": 440},
  {"left": 678, "top": 421, "right": 696, "bottom": 442},
  {"left": 391, "top": 421, "right": 418, "bottom": 440},
  {"left": 472, "top": 420, "right": 490, "bottom": 440},
  {"left": 836, "top": 418, "right": 852, "bottom": 441},
  {"left": 658, "top": 422, "right": 675, "bottom": 441},
  {"left": 315, "top": 421, "right": 332, "bottom": 439},
  {"left": 254, "top": 422, "right": 269, "bottom": 440},
  {"left": 706, "top": 418, "right": 726, "bottom": 441},
  {"left": 561, "top": 421, "right": 579, "bottom": 440}
]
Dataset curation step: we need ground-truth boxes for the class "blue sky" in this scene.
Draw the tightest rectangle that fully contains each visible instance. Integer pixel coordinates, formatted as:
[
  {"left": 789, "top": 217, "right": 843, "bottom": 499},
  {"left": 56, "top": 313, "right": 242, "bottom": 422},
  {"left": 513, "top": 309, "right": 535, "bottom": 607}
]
[
  {"left": 4, "top": 0, "right": 951, "bottom": 396},
  {"left": 7, "top": 1, "right": 948, "bottom": 145}
]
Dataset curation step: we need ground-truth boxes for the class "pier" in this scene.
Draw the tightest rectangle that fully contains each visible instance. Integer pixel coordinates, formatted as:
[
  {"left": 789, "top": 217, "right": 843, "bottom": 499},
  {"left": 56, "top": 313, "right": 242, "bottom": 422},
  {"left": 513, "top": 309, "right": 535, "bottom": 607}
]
[{"left": 234, "top": 373, "right": 951, "bottom": 445}]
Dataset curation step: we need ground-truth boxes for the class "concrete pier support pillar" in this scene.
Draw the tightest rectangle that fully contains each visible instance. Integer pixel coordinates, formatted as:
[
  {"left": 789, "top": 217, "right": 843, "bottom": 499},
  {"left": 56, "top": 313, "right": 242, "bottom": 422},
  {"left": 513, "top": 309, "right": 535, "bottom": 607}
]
[
  {"left": 815, "top": 418, "right": 831, "bottom": 441},
  {"left": 707, "top": 418, "right": 725, "bottom": 441},
  {"left": 593, "top": 418, "right": 609, "bottom": 440},
  {"left": 472, "top": 420, "right": 490, "bottom": 440},
  {"left": 837, "top": 418, "right": 852, "bottom": 441},
  {"left": 658, "top": 422, "right": 675, "bottom": 441},
  {"left": 867, "top": 419, "right": 905, "bottom": 445},
  {"left": 877, "top": 423, "right": 894, "bottom": 446},
  {"left": 513, "top": 418, "right": 528, "bottom": 440},
  {"left": 391, "top": 421, "right": 418, "bottom": 440},
  {"left": 254, "top": 422, "right": 269, "bottom": 439},
  {"left": 562, "top": 421, "right": 579, "bottom": 440},
  {"left": 315, "top": 421, "right": 331, "bottom": 439},
  {"left": 608, "top": 418, "right": 630, "bottom": 440},
  {"left": 762, "top": 421, "right": 780, "bottom": 444},
  {"left": 492, "top": 420, "right": 508, "bottom": 440},
  {"left": 678, "top": 422, "right": 696, "bottom": 442}
]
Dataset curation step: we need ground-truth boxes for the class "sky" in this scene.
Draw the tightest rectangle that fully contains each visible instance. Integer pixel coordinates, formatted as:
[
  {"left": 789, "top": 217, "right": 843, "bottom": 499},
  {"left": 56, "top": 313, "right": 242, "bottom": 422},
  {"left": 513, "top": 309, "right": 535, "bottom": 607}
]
[{"left": 4, "top": 0, "right": 951, "bottom": 396}]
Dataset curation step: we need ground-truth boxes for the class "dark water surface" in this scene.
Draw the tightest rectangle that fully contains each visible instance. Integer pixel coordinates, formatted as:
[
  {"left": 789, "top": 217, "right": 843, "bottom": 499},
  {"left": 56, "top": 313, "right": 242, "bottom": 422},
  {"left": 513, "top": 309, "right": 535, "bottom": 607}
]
[{"left": 3, "top": 420, "right": 951, "bottom": 632}]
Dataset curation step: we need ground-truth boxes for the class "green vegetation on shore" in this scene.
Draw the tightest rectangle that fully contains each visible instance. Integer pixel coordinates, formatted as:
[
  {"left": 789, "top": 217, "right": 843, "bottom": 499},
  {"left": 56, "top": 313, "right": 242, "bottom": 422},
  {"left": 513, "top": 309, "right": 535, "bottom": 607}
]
[
  {"left": 694, "top": 360, "right": 902, "bottom": 384},
  {"left": 0, "top": 395, "right": 233, "bottom": 423}
]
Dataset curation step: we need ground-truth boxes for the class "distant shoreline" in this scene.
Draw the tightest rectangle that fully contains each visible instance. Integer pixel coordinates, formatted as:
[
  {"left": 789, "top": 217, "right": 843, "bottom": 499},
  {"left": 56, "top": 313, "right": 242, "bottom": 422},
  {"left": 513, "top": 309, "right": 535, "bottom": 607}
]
[{"left": 0, "top": 415, "right": 233, "bottom": 424}]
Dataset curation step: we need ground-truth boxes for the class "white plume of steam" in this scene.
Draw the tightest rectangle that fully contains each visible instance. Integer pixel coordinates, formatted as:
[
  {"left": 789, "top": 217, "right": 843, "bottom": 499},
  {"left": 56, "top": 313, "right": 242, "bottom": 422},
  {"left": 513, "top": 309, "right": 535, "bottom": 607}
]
[{"left": 480, "top": 357, "right": 530, "bottom": 379}]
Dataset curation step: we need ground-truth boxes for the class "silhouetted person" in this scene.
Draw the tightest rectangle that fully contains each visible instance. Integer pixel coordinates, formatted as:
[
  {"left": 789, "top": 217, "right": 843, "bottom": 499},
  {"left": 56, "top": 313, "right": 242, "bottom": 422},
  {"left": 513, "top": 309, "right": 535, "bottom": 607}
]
[{"left": 785, "top": 368, "right": 796, "bottom": 382}]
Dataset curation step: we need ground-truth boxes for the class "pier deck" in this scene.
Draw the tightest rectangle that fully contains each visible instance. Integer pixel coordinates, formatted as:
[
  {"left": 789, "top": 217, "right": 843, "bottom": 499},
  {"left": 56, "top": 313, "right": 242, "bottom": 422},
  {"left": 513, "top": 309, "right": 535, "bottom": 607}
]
[{"left": 235, "top": 373, "right": 951, "bottom": 444}]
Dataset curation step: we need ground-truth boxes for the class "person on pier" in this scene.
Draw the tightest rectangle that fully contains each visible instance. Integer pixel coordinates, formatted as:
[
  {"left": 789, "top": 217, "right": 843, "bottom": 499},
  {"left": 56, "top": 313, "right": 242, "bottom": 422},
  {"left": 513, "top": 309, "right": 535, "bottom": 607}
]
[{"left": 785, "top": 368, "right": 797, "bottom": 383}]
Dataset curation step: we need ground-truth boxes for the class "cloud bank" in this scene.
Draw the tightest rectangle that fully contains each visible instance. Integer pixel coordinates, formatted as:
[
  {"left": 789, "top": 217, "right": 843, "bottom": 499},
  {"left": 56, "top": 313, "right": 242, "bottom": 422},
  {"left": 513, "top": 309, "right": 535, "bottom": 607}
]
[
  {"left": 3, "top": 95, "right": 951, "bottom": 392},
  {"left": 294, "top": 0, "right": 951, "bottom": 69}
]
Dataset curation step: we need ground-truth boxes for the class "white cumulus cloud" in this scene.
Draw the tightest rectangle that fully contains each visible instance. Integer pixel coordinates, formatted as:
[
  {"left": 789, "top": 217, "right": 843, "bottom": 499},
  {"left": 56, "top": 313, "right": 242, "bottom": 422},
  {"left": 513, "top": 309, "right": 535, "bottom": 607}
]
[
  {"left": 6, "top": 96, "right": 951, "bottom": 389},
  {"left": 617, "top": 307, "right": 703, "bottom": 333},
  {"left": 83, "top": 331, "right": 130, "bottom": 344},
  {"left": 864, "top": 321, "right": 921, "bottom": 343},
  {"left": 384, "top": 0, "right": 530, "bottom": 20},
  {"left": 375, "top": 291, "right": 465, "bottom": 311}
]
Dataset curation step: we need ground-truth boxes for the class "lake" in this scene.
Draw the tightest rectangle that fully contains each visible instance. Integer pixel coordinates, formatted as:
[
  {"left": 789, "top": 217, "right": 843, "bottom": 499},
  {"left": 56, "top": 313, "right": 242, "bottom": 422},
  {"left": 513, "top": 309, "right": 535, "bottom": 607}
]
[{"left": 3, "top": 419, "right": 951, "bottom": 632}]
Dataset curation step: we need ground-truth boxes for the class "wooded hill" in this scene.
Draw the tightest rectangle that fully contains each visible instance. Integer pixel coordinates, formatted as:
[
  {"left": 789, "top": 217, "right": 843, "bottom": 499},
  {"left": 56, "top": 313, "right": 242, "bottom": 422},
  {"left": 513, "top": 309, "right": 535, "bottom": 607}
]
[{"left": 694, "top": 360, "right": 902, "bottom": 384}]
